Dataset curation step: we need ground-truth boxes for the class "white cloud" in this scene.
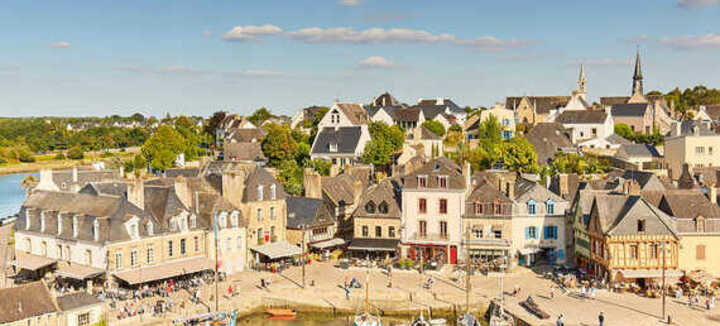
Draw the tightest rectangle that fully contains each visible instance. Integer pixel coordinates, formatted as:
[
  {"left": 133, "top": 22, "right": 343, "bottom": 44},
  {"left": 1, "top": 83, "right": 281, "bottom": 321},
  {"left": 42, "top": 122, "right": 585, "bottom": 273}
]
[
  {"left": 338, "top": 0, "right": 360, "bottom": 6},
  {"left": 358, "top": 56, "right": 394, "bottom": 69},
  {"left": 286, "top": 27, "right": 527, "bottom": 50},
  {"left": 571, "top": 58, "right": 633, "bottom": 67},
  {"left": 221, "top": 24, "right": 284, "bottom": 41},
  {"left": 677, "top": 0, "right": 719, "bottom": 8},
  {"left": 660, "top": 33, "right": 720, "bottom": 50},
  {"left": 50, "top": 41, "right": 70, "bottom": 48}
]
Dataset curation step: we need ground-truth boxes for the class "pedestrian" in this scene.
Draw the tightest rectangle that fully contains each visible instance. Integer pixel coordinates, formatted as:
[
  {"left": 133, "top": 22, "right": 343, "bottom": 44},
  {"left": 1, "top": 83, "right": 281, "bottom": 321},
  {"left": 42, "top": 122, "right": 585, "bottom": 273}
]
[
  {"left": 344, "top": 285, "right": 350, "bottom": 300},
  {"left": 707, "top": 298, "right": 711, "bottom": 310},
  {"left": 261, "top": 278, "right": 266, "bottom": 289},
  {"left": 228, "top": 285, "right": 233, "bottom": 297},
  {"left": 598, "top": 312, "right": 604, "bottom": 326},
  {"left": 556, "top": 314, "right": 564, "bottom": 326},
  {"left": 550, "top": 286, "right": 555, "bottom": 299}
]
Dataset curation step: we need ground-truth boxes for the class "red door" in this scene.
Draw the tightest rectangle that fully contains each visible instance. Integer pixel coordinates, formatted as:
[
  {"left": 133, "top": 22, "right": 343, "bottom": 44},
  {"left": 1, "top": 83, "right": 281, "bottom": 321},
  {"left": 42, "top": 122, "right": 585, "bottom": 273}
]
[{"left": 450, "top": 246, "right": 457, "bottom": 264}]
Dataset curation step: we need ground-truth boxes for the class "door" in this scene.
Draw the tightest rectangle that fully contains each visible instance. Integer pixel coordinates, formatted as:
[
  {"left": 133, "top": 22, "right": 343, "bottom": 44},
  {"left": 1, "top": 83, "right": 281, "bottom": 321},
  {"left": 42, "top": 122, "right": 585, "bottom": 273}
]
[
  {"left": 519, "top": 255, "right": 525, "bottom": 266},
  {"left": 450, "top": 246, "right": 457, "bottom": 264}
]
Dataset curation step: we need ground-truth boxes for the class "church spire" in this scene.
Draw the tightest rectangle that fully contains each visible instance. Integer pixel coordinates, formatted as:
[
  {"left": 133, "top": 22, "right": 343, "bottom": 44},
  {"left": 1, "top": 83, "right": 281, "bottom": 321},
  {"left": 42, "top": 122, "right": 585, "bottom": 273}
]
[
  {"left": 631, "top": 47, "right": 643, "bottom": 97},
  {"left": 577, "top": 63, "right": 586, "bottom": 94}
]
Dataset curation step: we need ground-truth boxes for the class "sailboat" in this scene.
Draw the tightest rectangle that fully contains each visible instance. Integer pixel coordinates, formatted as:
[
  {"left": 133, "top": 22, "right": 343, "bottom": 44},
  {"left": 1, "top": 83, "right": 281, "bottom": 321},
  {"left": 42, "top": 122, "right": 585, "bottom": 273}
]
[{"left": 353, "top": 268, "right": 382, "bottom": 326}]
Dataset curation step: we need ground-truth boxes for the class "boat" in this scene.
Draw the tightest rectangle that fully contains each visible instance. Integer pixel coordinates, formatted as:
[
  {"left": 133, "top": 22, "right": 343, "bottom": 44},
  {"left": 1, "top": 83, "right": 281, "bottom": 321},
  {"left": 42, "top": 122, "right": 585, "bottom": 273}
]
[
  {"left": 519, "top": 296, "right": 550, "bottom": 319},
  {"left": 353, "top": 268, "right": 382, "bottom": 326},
  {"left": 458, "top": 312, "right": 479, "bottom": 326},
  {"left": 265, "top": 308, "right": 297, "bottom": 317}
]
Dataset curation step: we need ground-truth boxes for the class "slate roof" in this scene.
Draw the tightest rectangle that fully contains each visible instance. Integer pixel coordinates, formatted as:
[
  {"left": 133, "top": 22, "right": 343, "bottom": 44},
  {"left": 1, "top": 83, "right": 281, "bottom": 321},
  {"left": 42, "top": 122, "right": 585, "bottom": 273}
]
[
  {"left": 336, "top": 103, "right": 370, "bottom": 125},
  {"left": 555, "top": 110, "right": 607, "bottom": 124},
  {"left": 242, "top": 166, "right": 287, "bottom": 202},
  {"left": 657, "top": 190, "right": 720, "bottom": 220},
  {"left": 224, "top": 142, "right": 266, "bottom": 162},
  {"left": 600, "top": 97, "right": 630, "bottom": 107},
  {"left": 616, "top": 144, "right": 660, "bottom": 159},
  {"left": 671, "top": 120, "right": 716, "bottom": 136},
  {"left": 464, "top": 181, "right": 513, "bottom": 217},
  {"left": 311, "top": 127, "right": 363, "bottom": 155},
  {"left": 56, "top": 292, "right": 103, "bottom": 311},
  {"left": 402, "top": 157, "right": 465, "bottom": 190},
  {"left": 353, "top": 180, "right": 402, "bottom": 219},
  {"left": 0, "top": 282, "right": 58, "bottom": 323},
  {"left": 702, "top": 105, "right": 720, "bottom": 121},
  {"left": 372, "top": 92, "right": 400, "bottom": 107},
  {"left": 165, "top": 168, "right": 200, "bottom": 178},
  {"left": 611, "top": 103, "right": 649, "bottom": 117},
  {"left": 621, "top": 170, "right": 666, "bottom": 191},
  {"left": 525, "top": 123, "right": 575, "bottom": 164},
  {"left": 506, "top": 96, "right": 570, "bottom": 114},
  {"left": 322, "top": 174, "right": 362, "bottom": 206},
  {"left": 416, "top": 98, "right": 464, "bottom": 114},
  {"left": 392, "top": 108, "right": 421, "bottom": 122},
  {"left": 79, "top": 181, "right": 128, "bottom": 197},
  {"left": 591, "top": 194, "right": 677, "bottom": 237},
  {"left": 51, "top": 169, "right": 117, "bottom": 191},
  {"left": 420, "top": 126, "right": 442, "bottom": 140},
  {"left": 606, "top": 134, "right": 633, "bottom": 146},
  {"left": 514, "top": 178, "right": 565, "bottom": 202},
  {"left": 286, "top": 196, "right": 335, "bottom": 229},
  {"left": 226, "top": 128, "right": 267, "bottom": 143}
]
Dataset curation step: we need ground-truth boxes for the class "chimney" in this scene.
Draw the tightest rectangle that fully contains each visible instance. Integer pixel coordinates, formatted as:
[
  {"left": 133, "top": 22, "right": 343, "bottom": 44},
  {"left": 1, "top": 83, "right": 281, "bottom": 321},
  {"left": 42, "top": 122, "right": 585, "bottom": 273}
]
[
  {"left": 127, "top": 178, "right": 145, "bottom": 209},
  {"left": 222, "top": 170, "right": 246, "bottom": 208},
  {"left": 708, "top": 183, "right": 717, "bottom": 204},
  {"left": 36, "top": 169, "right": 58, "bottom": 191},
  {"left": 352, "top": 178, "right": 364, "bottom": 205},
  {"left": 119, "top": 165, "right": 125, "bottom": 179},
  {"left": 506, "top": 180, "right": 514, "bottom": 199},
  {"left": 330, "top": 165, "right": 340, "bottom": 177},
  {"left": 558, "top": 174, "right": 569, "bottom": 198},
  {"left": 674, "top": 122, "right": 681, "bottom": 137},
  {"left": 72, "top": 167, "right": 78, "bottom": 183},
  {"left": 625, "top": 180, "right": 641, "bottom": 196},
  {"left": 413, "top": 126, "right": 422, "bottom": 141},
  {"left": 344, "top": 163, "right": 353, "bottom": 176},
  {"left": 174, "top": 176, "right": 192, "bottom": 209},
  {"left": 462, "top": 161, "right": 471, "bottom": 191},
  {"left": 303, "top": 168, "right": 322, "bottom": 199}
]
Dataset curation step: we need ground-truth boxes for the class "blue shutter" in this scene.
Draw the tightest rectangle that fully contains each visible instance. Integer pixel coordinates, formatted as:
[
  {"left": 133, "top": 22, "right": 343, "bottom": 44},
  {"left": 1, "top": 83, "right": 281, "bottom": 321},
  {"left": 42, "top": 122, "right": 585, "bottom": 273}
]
[
  {"left": 525, "top": 227, "right": 529, "bottom": 240},
  {"left": 553, "top": 226, "right": 558, "bottom": 239},
  {"left": 558, "top": 249, "right": 565, "bottom": 260},
  {"left": 543, "top": 226, "right": 548, "bottom": 239}
]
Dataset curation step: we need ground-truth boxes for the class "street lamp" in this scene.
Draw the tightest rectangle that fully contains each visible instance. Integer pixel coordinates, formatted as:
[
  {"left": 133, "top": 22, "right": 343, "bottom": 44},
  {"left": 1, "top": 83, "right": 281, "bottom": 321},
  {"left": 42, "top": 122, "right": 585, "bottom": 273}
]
[
  {"left": 300, "top": 224, "right": 307, "bottom": 289},
  {"left": 661, "top": 242, "right": 667, "bottom": 322}
]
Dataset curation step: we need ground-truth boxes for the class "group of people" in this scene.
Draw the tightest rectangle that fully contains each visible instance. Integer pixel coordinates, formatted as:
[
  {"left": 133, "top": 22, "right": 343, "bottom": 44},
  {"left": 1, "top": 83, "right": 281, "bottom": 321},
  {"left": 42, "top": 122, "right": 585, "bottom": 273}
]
[{"left": 555, "top": 312, "right": 604, "bottom": 326}]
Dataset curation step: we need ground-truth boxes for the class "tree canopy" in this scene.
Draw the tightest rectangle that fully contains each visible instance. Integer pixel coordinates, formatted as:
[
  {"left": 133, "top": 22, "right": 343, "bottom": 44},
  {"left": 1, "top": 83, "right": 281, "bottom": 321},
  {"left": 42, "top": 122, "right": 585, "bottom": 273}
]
[
  {"left": 261, "top": 123, "right": 299, "bottom": 166},
  {"left": 248, "top": 107, "right": 274, "bottom": 126},
  {"left": 361, "top": 122, "right": 405, "bottom": 166},
  {"left": 549, "top": 152, "right": 610, "bottom": 175},
  {"left": 140, "top": 125, "right": 187, "bottom": 171},
  {"left": 422, "top": 120, "right": 446, "bottom": 137}
]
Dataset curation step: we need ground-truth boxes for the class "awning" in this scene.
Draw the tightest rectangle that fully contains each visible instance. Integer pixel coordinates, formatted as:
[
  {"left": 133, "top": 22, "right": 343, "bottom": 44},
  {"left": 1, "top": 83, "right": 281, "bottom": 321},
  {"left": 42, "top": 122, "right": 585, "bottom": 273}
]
[
  {"left": 251, "top": 241, "right": 302, "bottom": 260},
  {"left": 617, "top": 269, "right": 684, "bottom": 279},
  {"left": 114, "top": 257, "right": 213, "bottom": 285},
  {"left": 310, "top": 238, "right": 346, "bottom": 250},
  {"left": 519, "top": 248, "right": 541, "bottom": 255},
  {"left": 347, "top": 239, "right": 399, "bottom": 252},
  {"left": 55, "top": 264, "right": 104, "bottom": 280},
  {"left": 14, "top": 252, "right": 56, "bottom": 271}
]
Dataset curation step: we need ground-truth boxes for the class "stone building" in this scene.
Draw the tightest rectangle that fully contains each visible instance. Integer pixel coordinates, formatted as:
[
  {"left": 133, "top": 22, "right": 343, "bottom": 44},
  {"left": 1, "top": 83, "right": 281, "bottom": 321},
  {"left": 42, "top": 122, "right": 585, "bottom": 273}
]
[{"left": 347, "top": 180, "right": 402, "bottom": 258}]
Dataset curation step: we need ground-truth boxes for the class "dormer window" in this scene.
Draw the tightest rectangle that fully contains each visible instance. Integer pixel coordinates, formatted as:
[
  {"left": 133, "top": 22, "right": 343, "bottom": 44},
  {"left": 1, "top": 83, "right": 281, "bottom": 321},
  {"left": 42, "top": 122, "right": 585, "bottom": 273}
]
[
  {"left": 418, "top": 175, "right": 427, "bottom": 188},
  {"left": 130, "top": 223, "right": 138, "bottom": 238},
  {"left": 257, "top": 185, "right": 264, "bottom": 201},
  {"left": 474, "top": 202, "right": 483, "bottom": 215},
  {"left": 190, "top": 215, "right": 196, "bottom": 229},
  {"left": 72, "top": 216, "right": 78, "bottom": 237},
  {"left": 40, "top": 211, "right": 46, "bottom": 232},
  {"left": 365, "top": 201, "right": 376, "bottom": 214},
  {"left": 329, "top": 142, "right": 338, "bottom": 152},
  {"left": 93, "top": 219, "right": 99, "bottom": 241},
  {"left": 170, "top": 219, "right": 178, "bottom": 231},
  {"left": 437, "top": 176, "right": 448, "bottom": 189},
  {"left": 231, "top": 213, "right": 238, "bottom": 227},
  {"left": 219, "top": 213, "right": 228, "bottom": 228},
  {"left": 527, "top": 200, "right": 536, "bottom": 215},
  {"left": 546, "top": 200, "right": 555, "bottom": 215},
  {"left": 146, "top": 221, "right": 154, "bottom": 236},
  {"left": 331, "top": 110, "right": 340, "bottom": 124},
  {"left": 270, "top": 184, "right": 277, "bottom": 200},
  {"left": 378, "top": 201, "right": 389, "bottom": 214}
]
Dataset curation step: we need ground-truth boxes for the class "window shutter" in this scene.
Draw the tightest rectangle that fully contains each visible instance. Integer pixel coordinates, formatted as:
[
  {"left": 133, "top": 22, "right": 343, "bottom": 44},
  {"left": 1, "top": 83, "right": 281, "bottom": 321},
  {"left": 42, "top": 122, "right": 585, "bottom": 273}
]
[{"left": 525, "top": 227, "right": 529, "bottom": 240}]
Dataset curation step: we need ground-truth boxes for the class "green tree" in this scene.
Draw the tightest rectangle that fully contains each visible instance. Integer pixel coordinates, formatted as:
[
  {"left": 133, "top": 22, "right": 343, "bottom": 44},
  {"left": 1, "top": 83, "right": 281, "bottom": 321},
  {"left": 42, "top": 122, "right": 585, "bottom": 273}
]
[
  {"left": 248, "top": 107, "right": 274, "bottom": 126},
  {"left": 422, "top": 120, "right": 446, "bottom": 137},
  {"left": 141, "top": 125, "right": 186, "bottom": 171},
  {"left": 204, "top": 111, "right": 227, "bottom": 144},
  {"left": 361, "top": 122, "right": 405, "bottom": 166},
  {"left": 67, "top": 147, "right": 84, "bottom": 160},
  {"left": 309, "top": 159, "right": 332, "bottom": 176},
  {"left": 261, "top": 123, "right": 298, "bottom": 167},
  {"left": 493, "top": 136, "right": 538, "bottom": 173},
  {"left": 550, "top": 152, "right": 610, "bottom": 175},
  {"left": 614, "top": 123, "right": 635, "bottom": 140},
  {"left": 476, "top": 115, "right": 503, "bottom": 154},
  {"left": 174, "top": 116, "right": 203, "bottom": 161},
  {"left": 276, "top": 159, "right": 304, "bottom": 196}
]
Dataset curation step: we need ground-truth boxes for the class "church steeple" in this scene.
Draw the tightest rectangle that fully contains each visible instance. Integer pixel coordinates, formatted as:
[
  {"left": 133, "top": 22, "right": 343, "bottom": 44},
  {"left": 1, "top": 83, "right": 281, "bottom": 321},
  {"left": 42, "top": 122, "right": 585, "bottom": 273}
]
[
  {"left": 632, "top": 48, "right": 643, "bottom": 97},
  {"left": 577, "top": 63, "right": 586, "bottom": 94}
]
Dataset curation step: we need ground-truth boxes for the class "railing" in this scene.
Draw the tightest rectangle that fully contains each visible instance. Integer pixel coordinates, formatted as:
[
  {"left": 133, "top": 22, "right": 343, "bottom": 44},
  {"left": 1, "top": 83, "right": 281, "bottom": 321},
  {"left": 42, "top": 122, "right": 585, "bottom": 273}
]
[
  {"left": 462, "top": 238, "right": 512, "bottom": 248},
  {"left": 407, "top": 232, "right": 450, "bottom": 242}
]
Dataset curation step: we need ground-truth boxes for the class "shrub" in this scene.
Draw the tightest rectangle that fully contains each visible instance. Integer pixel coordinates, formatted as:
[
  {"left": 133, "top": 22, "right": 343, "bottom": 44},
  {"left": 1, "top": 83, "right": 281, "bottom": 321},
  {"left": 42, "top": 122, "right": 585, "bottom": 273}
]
[
  {"left": 100, "top": 151, "right": 113, "bottom": 158},
  {"left": 18, "top": 152, "right": 35, "bottom": 163},
  {"left": 54, "top": 153, "right": 66, "bottom": 160},
  {"left": 68, "top": 147, "right": 84, "bottom": 160}
]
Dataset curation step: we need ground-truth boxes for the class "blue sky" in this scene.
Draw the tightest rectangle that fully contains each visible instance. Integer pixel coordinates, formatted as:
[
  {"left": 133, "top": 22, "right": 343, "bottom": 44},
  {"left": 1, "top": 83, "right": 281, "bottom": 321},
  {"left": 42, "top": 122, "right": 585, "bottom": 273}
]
[{"left": 1, "top": 0, "right": 720, "bottom": 117}]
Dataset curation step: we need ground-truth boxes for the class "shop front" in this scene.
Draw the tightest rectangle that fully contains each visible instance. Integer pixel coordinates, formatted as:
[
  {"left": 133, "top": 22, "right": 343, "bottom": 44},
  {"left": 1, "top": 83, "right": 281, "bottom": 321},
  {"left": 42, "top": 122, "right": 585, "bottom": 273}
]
[{"left": 407, "top": 243, "right": 457, "bottom": 264}]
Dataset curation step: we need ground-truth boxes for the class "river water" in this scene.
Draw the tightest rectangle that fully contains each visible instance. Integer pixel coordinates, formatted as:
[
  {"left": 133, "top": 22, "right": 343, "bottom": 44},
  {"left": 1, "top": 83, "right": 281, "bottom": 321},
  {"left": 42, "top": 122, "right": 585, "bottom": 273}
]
[{"left": 0, "top": 173, "right": 34, "bottom": 218}]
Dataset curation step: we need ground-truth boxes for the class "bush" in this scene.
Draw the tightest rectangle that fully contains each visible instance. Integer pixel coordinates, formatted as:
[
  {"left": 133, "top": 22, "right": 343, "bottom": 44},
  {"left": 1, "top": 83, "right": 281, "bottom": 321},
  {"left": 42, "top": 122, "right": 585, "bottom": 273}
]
[
  {"left": 68, "top": 147, "right": 84, "bottom": 160},
  {"left": 54, "top": 153, "right": 66, "bottom": 160},
  {"left": 100, "top": 151, "right": 113, "bottom": 158},
  {"left": 17, "top": 152, "right": 35, "bottom": 163}
]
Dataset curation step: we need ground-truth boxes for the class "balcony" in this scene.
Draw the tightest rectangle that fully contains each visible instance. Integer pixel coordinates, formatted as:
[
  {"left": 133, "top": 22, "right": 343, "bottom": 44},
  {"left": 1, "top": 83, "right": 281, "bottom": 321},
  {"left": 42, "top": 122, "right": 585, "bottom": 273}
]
[
  {"left": 406, "top": 232, "right": 450, "bottom": 243},
  {"left": 462, "top": 238, "right": 512, "bottom": 249}
]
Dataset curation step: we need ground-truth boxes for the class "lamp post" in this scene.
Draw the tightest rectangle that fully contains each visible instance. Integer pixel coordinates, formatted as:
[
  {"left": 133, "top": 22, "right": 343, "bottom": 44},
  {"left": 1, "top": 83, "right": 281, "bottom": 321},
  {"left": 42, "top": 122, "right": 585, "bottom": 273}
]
[
  {"left": 661, "top": 242, "right": 666, "bottom": 321},
  {"left": 301, "top": 224, "right": 307, "bottom": 289}
]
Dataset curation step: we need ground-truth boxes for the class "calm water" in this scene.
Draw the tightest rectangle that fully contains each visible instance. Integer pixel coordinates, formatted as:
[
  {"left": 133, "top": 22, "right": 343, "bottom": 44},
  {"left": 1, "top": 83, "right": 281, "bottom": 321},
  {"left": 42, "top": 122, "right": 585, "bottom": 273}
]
[
  {"left": 238, "top": 313, "right": 415, "bottom": 326},
  {"left": 0, "top": 173, "right": 35, "bottom": 218}
]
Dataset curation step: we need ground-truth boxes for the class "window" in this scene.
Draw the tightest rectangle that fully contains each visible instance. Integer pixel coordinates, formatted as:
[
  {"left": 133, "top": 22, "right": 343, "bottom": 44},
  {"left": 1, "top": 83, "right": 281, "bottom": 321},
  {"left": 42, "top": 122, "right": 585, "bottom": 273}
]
[
  {"left": 439, "top": 199, "right": 447, "bottom": 214},
  {"left": 312, "top": 227, "right": 327, "bottom": 235},
  {"left": 130, "top": 223, "right": 138, "bottom": 238},
  {"left": 437, "top": 176, "right": 448, "bottom": 189},
  {"left": 194, "top": 236, "right": 199, "bottom": 252},
  {"left": 474, "top": 202, "right": 483, "bottom": 214},
  {"left": 225, "top": 237, "right": 231, "bottom": 251},
  {"left": 257, "top": 185, "right": 264, "bottom": 200},
  {"left": 168, "top": 240, "right": 174, "bottom": 257},
  {"left": 56, "top": 214, "right": 61, "bottom": 233},
  {"left": 389, "top": 226, "right": 396, "bottom": 238},
  {"left": 375, "top": 226, "right": 382, "bottom": 237},
  {"left": 170, "top": 219, "right": 178, "bottom": 231},
  {"left": 231, "top": 213, "right": 238, "bottom": 227},
  {"left": 115, "top": 250, "right": 122, "bottom": 270},
  {"left": 378, "top": 201, "right": 388, "bottom": 214},
  {"left": 419, "top": 221, "right": 427, "bottom": 237},
  {"left": 696, "top": 146, "right": 705, "bottom": 155},
  {"left": 592, "top": 128, "right": 597, "bottom": 136},
  {"left": 78, "top": 313, "right": 90, "bottom": 326},
  {"left": 472, "top": 227, "right": 483, "bottom": 238},
  {"left": 440, "top": 221, "right": 448, "bottom": 239},
  {"left": 526, "top": 226, "right": 537, "bottom": 239},
  {"left": 543, "top": 226, "right": 558, "bottom": 239},
  {"left": 650, "top": 244, "right": 658, "bottom": 259},
  {"left": 237, "top": 236, "right": 243, "bottom": 250},
  {"left": 630, "top": 245, "right": 639, "bottom": 259},
  {"left": 697, "top": 245, "right": 706, "bottom": 260},
  {"left": 419, "top": 198, "right": 427, "bottom": 213},
  {"left": 146, "top": 221, "right": 153, "bottom": 235},
  {"left": 711, "top": 147, "right": 715, "bottom": 155},
  {"left": 637, "top": 219, "right": 646, "bottom": 232},
  {"left": 494, "top": 202, "right": 502, "bottom": 215},
  {"left": 72, "top": 216, "right": 78, "bottom": 237},
  {"left": 546, "top": 200, "right": 555, "bottom": 215},
  {"left": 256, "top": 208, "right": 262, "bottom": 221},
  {"left": 366, "top": 201, "right": 376, "bottom": 213},
  {"left": 257, "top": 228, "right": 264, "bottom": 245},
  {"left": 270, "top": 184, "right": 277, "bottom": 200},
  {"left": 362, "top": 226, "right": 369, "bottom": 237},
  {"left": 270, "top": 207, "right": 276, "bottom": 220},
  {"left": 527, "top": 200, "right": 536, "bottom": 215},
  {"left": 270, "top": 226, "right": 276, "bottom": 241},
  {"left": 85, "top": 249, "right": 92, "bottom": 265},
  {"left": 418, "top": 175, "right": 427, "bottom": 188},
  {"left": 190, "top": 216, "right": 196, "bottom": 229},
  {"left": 147, "top": 245, "right": 154, "bottom": 264},
  {"left": 56, "top": 244, "right": 62, "bottom": 259},
  {"left": 180, "top": 239, "right": 186, "bottom": 255},
  {"left": 493, "top": 230, "right": 502, "bottom": 239},
  {"left": 130, "top": 248, "right": 138, "bottom": 267},
  {"left": 40, "top": 212, "right": 45, "bottom": 232},
  {"left": 93, "top": 219, "right": 99, "bottom": 241}
]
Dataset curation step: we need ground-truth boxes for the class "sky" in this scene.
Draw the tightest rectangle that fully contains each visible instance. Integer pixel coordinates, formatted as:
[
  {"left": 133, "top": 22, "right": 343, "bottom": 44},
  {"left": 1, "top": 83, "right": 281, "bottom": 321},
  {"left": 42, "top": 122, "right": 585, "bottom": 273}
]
[{"left": 1, "top": 0, "right": 720, "bottom": 118}]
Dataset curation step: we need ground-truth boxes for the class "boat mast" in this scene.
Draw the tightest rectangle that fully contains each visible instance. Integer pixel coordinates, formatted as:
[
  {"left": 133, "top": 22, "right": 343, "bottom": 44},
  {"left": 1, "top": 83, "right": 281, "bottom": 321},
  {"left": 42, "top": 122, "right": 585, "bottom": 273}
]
[
  {"left": 465, "top": 229, "right": 470, "bottom": 313},
  {"left": 365, "top": 268, "right": 370, "bottom": 314},
  {"left": 214, "top": 210, "right": 219, "bottom": 312}
]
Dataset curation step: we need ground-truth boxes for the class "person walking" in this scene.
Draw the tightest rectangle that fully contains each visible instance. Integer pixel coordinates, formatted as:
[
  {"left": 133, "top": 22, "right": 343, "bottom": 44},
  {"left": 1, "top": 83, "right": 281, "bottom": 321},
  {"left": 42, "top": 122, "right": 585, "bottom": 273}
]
[
  {"left": 598, "top": 312, "right": 604, "bottom": 326},
  {"left": 550, "top": 286, "right": 555, "bottom": 299},
  {"left": 344, "top": 285, "right": 350, "bottom": 300},
  {"left": 556, "top": 314, "right": 564, "bottom": 326}
]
